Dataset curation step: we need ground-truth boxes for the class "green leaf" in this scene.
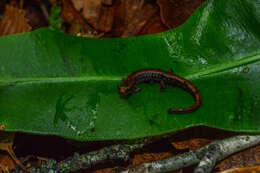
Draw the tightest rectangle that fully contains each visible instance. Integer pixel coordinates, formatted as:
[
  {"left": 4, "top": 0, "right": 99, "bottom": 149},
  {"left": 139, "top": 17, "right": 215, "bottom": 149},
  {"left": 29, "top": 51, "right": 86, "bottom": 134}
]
[
  {"left": 49, "top": 5, "right": 62, "bottom": 32},
  {"left": 0, "top": 0, "right": 260, "bottom": 141}
]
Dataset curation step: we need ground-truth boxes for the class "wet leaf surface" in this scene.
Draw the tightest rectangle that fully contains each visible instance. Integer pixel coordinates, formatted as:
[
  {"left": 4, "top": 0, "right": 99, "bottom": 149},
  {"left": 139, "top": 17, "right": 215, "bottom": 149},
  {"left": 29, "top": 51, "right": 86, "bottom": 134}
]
[{"left": 0, "top": 0, "right": 260, "bottom": 141}]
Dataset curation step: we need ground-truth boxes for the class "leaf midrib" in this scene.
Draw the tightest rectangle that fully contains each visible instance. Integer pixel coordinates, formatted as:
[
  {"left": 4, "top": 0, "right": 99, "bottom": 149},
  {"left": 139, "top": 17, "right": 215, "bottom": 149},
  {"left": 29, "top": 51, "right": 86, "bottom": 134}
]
[
  {"left": 187, "top": 53, "right": 260, "bottom": 79},
  {"left": 1, "top": 53, "right": 260, "bottom": 85}
]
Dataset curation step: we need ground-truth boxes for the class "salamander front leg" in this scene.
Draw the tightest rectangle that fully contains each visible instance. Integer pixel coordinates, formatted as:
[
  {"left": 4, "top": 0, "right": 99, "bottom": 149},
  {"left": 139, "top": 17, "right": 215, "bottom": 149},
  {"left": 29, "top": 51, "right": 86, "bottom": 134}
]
[
  {"left": 168, "top": 69, "right": 174, "bottom": 74},
  {"left": 133, "top": 86, "right": 141, "bottom": 93},
  {"left": 159, "top": 80, "right": 166, "bottom": 92}
]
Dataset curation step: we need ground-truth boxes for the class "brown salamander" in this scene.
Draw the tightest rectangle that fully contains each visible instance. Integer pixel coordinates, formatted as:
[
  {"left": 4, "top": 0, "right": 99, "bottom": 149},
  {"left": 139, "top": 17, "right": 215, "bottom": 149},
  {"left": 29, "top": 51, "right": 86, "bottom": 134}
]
[{"left": 118, "top": 69, "right": 201, "bottom": 114}]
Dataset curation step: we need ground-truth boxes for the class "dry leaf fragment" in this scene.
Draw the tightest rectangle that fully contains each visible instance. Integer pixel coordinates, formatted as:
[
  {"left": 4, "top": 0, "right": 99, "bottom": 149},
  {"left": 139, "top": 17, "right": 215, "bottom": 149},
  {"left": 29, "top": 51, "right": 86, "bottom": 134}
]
[
  {"left": 0, "top": 132, "right": 27, "bottom": 172},
  {"left": 82, "top": 0, "right": 114, "bottom": 32},
  {"left": 0, "top": 124, "right": 6, "bottom": 131},
  {"left": 71, "top": 0, "right": 114, "bottom": 32},
  {"left": 102, "top": 0, "right": 113, "bottom": 6},
  {"left": 171, "top": 138, "right": 212, "bottom": 150},
  {"left": 0, "top": 154, "right": 16, "bottom": 173},
  {"left": 139, "top": 15, "right": 168, "bottom": 35},
  {"left": 0, "top": 5, "right": 31, "bottom": 36},
  {"left": 62, "top": 0, "right": 95, "bottom": 36},
  {"left": 82, "top": 0, "right": 102, "bottom": 21},
  {"left": 71, "top": 0, "right": 84, "bottom": 11},
  {"left": 218, "top": 166, "right": 260, "bottom": 173},
  {"left": 133, "top": 152, "right": 173, "bottom": 166},
  {"left": 215, "top": 145, "right": 260, "bottom": 172},
  {"left": 93, "top": 168, "right": 114, "bottom": 173},
  {"left": 121, "top": 1, "right": 158, "bottom": 37},
  {"left": 157, "top": 0, "right": 205, "bottom": 28}
]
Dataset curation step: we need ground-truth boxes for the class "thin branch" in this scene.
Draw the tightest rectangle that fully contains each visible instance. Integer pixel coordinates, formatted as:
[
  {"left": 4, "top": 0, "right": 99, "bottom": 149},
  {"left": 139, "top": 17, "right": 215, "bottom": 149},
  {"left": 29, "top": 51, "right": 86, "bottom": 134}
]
[
  {"left": 195, "top": 135, "right": 260, "bottom": 173},
  {"left": 55, "top": 143, "right": 144, "bottom": 173},
  {"left": 121, "top": 135, "right": 260, "bottom": 173},
  {"left": 13, "top": 143, "right": 144, "bottom": 173}
]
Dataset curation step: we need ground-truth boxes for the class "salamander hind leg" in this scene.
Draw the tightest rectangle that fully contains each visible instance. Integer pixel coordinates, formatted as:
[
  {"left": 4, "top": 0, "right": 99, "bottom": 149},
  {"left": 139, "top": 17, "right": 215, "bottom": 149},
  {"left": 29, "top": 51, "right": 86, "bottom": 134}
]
[
  {"left": 168, "top": 69, "right": 174, "bottom": 74},
  {"left": 159, "top": 80, "right": 166, "bottom": 92},
  {"left": 133, "top": 86, "right": 141, "bottom": 93}
]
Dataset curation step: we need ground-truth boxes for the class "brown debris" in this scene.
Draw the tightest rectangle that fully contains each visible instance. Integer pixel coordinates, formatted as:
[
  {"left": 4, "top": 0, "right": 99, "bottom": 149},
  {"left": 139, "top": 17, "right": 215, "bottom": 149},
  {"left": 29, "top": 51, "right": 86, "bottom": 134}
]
[
  {"left": 139, "top": 15, "right": 168, "bottom": 36},
  {"left": 22, "top": 1, "right": 49, "bottom": 29},
  {"left": 109, "top": 0, "right": 160, "bottom": 37},
  {"left": 102, "top": 0, "right": 113, "bottom": 6},
  {"left": 62, "top": 0, "right": 95, "bottom": 36},
  {"left": 93, "top": 168, "right": 114, "bottom": 173},
  {"left": 171, "top": 138, "right": 213, "bottom": 150},
  {"left": 157, "top": 0, "right": 205, "bottom": 28},
  {"left": 215, "top": 145, "right": 260, "bottom": 171},
  {"left": 93, "top": 5, "right": 114, "bottom": 32},
  {"left": 71, "top": 0, "right": 114, "bottom": 32},
  {"left": 0, "top": 132, "right": 27, "bottom": 171},
  {"left": 0, "top": 5, "right": 31, "bottom": 36},
  {"left": 218, "top": 166, "right": 260, "bottom": 173},
  {"left": 0, "top": 154, "right": 16, "bottom": 173},
  {"left": 121, "top": 1, "right": 158, "bottom": 37},
  {"left": 81, "top": 0, "right": 102, "bottom": 22},
  {"left": 132, "top": 152, "right": 173, "bottom": 166},
  {"left": 35, "top": 0, "right": 49, "bottom": 22},
  {"left": 71, "top": 0, "right": 84, "bottom": 11},
  {"left": 107, "top": 0, "right": 126, "bottom": 37},
  {"left": 0, "top": 124, "right": 6, "bottom": 131},
  {"left": 70, "top": 0, "right": 160, "bottom": 37}
]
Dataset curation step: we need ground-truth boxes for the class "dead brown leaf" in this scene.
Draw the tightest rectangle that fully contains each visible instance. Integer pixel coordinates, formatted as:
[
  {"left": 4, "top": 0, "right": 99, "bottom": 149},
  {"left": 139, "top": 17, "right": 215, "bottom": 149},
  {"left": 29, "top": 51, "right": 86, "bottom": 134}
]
[
  {"left": 218, "top": 166, "right": 260, "bottom": 173},
  {"left": 157, "top": 0, "right": 205, "bottom": 28},
  {"left": 82, "top": 0, "right": 102, "bottom": 21},
  {"left": 0, "top": 5, "right": 31, "bottom": 36},
  {"left": 62, "top": 0, "right": 95, "bottom": 36},
  {"left": 215, "top": 145, "right": 260, "bottom": 172},
  {"left": 71, "top": 0, "right": 114, "bottom": 32},
  {"left": 0, "top": 154, "right": 16, "bottom": 173},
  {"left": 71, "top": 0, "right": 84, "bottom": 11},
  {"left": 0, "top": 124, "right": 6, "bottom": 131},
  {"left": 139, "top": 15, "right": 168, "bottom": 36},
  {"left": 102, "top": 0, "right": 113, "bottom": 6},
  {"left": 121, "top": 0, "right": 158, "bottom": 37},
  {"left": 132, "top": 152, "right": 173, "bottom": 166},
  {"left": 171, "top": 138, "right": 213, "bottom": 150},
  {"left": 0, "top": 132, "right": 26, "bottom": 171},
  {"left": 93, "top": 168, "right": 114, "bottom": 173}
]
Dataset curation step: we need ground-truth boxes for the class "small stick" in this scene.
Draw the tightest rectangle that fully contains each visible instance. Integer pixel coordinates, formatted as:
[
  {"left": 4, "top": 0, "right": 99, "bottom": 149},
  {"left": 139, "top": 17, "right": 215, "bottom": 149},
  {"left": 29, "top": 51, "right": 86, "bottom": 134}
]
[
  {"left": 13, "top": 143, "right": 144, "bottom": 173},
  {"left": 121, "top": 135, "right": 260, "bottom": 173}
]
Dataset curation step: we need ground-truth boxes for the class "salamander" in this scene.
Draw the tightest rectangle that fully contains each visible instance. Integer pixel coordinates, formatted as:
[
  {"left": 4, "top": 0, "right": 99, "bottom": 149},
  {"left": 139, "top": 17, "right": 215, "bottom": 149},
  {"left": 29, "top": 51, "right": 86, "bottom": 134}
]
[{"left": 118, "top": 68, "right": 202, "bottom": 114}]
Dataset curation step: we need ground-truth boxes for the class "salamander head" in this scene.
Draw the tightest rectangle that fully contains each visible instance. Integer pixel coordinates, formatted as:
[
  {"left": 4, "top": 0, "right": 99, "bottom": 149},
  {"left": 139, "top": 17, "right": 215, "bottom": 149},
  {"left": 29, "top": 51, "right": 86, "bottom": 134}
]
[{"left": 118, "top": 78, "right": 133, "bottom": 98}]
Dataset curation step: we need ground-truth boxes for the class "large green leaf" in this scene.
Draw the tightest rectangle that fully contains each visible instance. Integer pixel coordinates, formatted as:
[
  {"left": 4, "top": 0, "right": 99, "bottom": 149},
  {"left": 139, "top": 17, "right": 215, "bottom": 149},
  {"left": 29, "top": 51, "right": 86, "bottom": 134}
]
[{"left": 0, "top": 0, "right": 260, "bottom": 141}]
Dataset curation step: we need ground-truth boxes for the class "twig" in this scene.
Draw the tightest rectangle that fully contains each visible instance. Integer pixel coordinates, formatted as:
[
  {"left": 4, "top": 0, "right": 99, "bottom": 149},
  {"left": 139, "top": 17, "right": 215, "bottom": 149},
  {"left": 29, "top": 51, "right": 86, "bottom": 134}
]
[
  {"left": 56, "top": 143, "right": 144, "bottom": 173},
  {"left": 36, "top": 0, "right": 49, "bottom": 23},
  {"left": 121, "top": 135, "right": 260, "bottom": 173},
  {"left": 14, "top": 143, "right": 144, "bottom": 173}
]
